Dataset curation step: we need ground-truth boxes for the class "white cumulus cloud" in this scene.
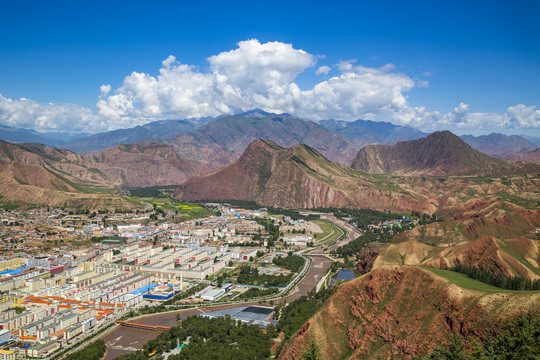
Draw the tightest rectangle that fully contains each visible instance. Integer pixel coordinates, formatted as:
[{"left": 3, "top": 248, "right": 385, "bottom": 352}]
[
  {"left": 506, "top": 104, "right": 540, "bottom": 129},
  {"left": 315, "top": 65, "right": 331, "bottom": 75},
  {"left": 0, "top": 94, "right": 107, "bottom": 133},
  {"left": 97, "top": 43, "right": 417, "bottom": 127},
  {"left": 390, "top": 102, "right": 540, "bottom": 134},
  {"left": 0, "top": 39, "right": 538, "bottom": 135},
  {"left": 96, "top": 39, "right": 317, "bottom": 127}
]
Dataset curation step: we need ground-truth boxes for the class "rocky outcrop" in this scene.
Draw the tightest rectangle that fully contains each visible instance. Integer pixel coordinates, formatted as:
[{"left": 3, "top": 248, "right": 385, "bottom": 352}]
[{"left": 357, "top": 251, "right": 378, "bottom": 274}]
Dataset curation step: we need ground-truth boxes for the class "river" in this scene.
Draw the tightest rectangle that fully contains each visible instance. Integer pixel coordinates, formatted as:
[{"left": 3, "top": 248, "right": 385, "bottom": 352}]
[{"left": 102, "top": 254, "right": 332, "bottom": 359}]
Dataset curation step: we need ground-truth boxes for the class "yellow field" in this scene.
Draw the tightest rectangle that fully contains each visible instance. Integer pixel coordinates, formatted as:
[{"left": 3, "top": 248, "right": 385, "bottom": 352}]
[{"left": 176, "top": 203, "right": 202, "bottom": 210}]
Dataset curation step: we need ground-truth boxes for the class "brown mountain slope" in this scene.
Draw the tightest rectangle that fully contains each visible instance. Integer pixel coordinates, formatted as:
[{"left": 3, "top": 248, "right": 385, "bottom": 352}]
[
  {"left": 369, "top": 180, "right": 540, "bottom": 279},
  {"left": 0, "top": 140, "right": 202, "bottom": 188},
  {"left": 79, "top": 143, "right": 202, "bottom": 187},
  {"left": 0, "top": 140, "right": 81, "bottom": 166},
  {"left": 279, "top": 266, "right": 540, "bottom": 359},
  {"left": 503, "top": 147, "right": 540, "bottom": 162},
  {"left": 461, "top": 133, "right": 537, "bottom": 158},
  {"left": 351, "top": 131, "right": 511, "bottom": 176},
  {"left": 173, "top": 140, "right": 430, "bottom": 212},
  {"left": 0, "top": 162, "right": 135, "bottom": 210},
  {"left": 0, "top": 139, "right": 204, "bottom": 208}
]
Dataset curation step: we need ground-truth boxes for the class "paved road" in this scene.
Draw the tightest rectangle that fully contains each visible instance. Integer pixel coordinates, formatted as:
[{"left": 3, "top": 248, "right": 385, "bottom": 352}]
[
  {"left": 101, "top": 254, "right": 332, "bottom": 359},
  {"left": 101, "top": 215, "right": 351, "bottom": 359}
]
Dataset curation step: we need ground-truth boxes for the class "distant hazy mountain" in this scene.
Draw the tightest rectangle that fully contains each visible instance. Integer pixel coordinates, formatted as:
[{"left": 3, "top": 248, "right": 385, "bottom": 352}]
[
  {"left": 156, "top": 111, "right": 360, "bottom": 167},
  {"left": 460, "top": 133, "right": 536, "bottom": 158},
  {"left": 319, "top": 119, "right": 427, "bottom": 148},
  {"left": 0, "top": 124, "right": 67, "bottom": 147},
  {"left": 63, "top": 119, "right": 203, "bottom": 154},
  {"left": 520, "top": 135, "right": 540, "bottom": 146},
  {"left": 351, "top": 131, "right": 513, "bottom": 176}
]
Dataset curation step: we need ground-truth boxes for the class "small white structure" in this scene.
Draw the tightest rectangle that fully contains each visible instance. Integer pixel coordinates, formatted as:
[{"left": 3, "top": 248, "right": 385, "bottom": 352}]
[{"left": 201, "top": 288, "right": 225, "bottom": 301}]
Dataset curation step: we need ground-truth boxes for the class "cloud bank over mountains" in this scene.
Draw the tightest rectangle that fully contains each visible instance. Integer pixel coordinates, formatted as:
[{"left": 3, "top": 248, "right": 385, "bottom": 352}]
[{"left": 1, "top": 39, "right": 538, "bottom": 134}]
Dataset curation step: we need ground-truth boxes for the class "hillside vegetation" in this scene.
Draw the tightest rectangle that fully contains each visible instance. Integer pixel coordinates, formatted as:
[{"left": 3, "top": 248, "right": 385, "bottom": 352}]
[{"left": 279, "top": 266, "right": 540, "bottom": 359}]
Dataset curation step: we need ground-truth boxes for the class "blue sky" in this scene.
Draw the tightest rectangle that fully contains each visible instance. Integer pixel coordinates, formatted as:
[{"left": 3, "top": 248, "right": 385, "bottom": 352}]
[{"left": 0, "top": 0, "right": 538, "bottom": 135}]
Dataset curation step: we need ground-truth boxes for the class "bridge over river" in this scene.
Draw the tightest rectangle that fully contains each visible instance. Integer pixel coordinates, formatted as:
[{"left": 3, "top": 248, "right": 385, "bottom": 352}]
[
  {"left": 116, "top": 321, "right": 171, "bottom": 331},
  {"left": 99, "top": 218, "right": 354, "bottom": 360}
]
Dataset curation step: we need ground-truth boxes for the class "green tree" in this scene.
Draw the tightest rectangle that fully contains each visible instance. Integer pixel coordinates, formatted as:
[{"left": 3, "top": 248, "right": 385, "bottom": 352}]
[
  {"left": 301, "top": 341, "right": 322, "bottom": 360},
  {"left": 427, "top": 333, "right": 467, "bottom": 360}
]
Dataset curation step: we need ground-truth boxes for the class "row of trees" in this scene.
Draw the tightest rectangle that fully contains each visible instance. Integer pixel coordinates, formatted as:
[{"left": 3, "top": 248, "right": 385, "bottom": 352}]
[
  {"left": 333, "top": 226, "right": 402, "bottom": 258},
  {"left": 65, "top": 339, "right": 106, "bottom": 360},
  {"left": 450, "top": 264, "right": 540, "bottom": 291},
  {"left": 127, "top": 185, "right": 178, "bottom": 198},
  {"left": 237, "top": 287, "right": 279, "bottom": 300},
  {"left": 426, "top": 313, "right": 540, "bottom": 359},
  {"left": 315, "top": 207, "right": 403, "bottom": 228},
  {"left": 273, "top": 253, "right": 305, "bottom": 272},
  {"left": 274, "top": 287, "right": 336, "bottom": 356},
  {"left": 254, "top": 217, "right": 280, "bottom": 247},
  {"left": 114, "top": 315, "right": 273, "bottom": 360},
  {"left": 333, "top": 231, "right": 378, "bottom": 258},
  {"left": 237, "top": 266, "right": 293, "bottom": 287}
]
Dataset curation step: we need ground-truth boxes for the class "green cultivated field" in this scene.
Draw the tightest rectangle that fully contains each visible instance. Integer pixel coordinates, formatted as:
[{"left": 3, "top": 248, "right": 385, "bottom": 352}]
[
  {"left": 0, "top": 204, "right": 21, "bottom": 210},
  {"left": 313, "top": 219, "right": 344, "bottom": 246},
  {"left": 124, "top": 196, "right": 213, "bottom": 221}
]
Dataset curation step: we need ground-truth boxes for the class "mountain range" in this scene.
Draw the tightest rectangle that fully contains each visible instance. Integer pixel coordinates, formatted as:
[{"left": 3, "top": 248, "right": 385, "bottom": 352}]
[
  {"left": 319, "top": 118, "right": 427, "bottom": 148},
  {"left": 173, "top": 133, "right": 538, "bottom": 211},
  {"left": 173, "top": 139, "right": 429, "bottom": 212},
  {"left": 0, "top": 124, "right": 71, "bottom": 148},
  {"left": 460, "top": 133, "right": 537, "bottom": 158},
  {"left": 149, "top": 112, "right": 360, "bottom": 167},
  {"left": 2, "top": 110, "right": 538, "bottom": 164},
  {"left": 63, "top": 119, "right": 202, "bottom": 154},
  {"left": 0, "top": 110, "right": 539, "bottom": 211}
]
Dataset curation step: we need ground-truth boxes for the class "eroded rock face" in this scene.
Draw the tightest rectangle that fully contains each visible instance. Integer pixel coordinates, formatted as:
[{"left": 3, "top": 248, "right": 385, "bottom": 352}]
[
  {"left": 357, "top": 251, "right": 378, "bottom": 275},
  {"left": 279, "top": 267, "right": 539, "bottom": 360}
]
